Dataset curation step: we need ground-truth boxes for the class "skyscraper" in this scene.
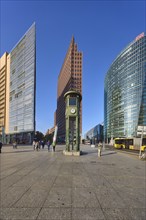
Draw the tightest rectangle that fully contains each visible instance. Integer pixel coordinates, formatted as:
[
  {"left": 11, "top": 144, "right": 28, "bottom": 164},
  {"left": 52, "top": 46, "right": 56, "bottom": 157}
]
[
  {"left": 0, "top": 52, "right": 10, "bottom": 140},
  {"left": 104, "top": 33, "right": 146, "bottom": 142},
  {"left": 56, "top": 37, "right": 82, "bottom": 141},
  {"left": 0, "top": 23, "right": 36, "bottom": 144}
]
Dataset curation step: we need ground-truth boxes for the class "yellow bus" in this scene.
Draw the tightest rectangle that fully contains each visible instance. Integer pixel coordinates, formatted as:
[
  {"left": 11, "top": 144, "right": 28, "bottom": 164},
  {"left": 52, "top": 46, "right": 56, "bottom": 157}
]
[
  {"left": 114, "top": 138, "right": 125, "bottom": 149},
  {"left": 114, "top": 138, "right": 146, "bottom": 152}
]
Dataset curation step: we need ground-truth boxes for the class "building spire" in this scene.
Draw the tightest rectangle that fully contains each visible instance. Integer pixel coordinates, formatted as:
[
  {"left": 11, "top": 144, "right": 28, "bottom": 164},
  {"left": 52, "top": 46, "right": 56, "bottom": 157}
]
[{"left": 70, "top": 35, "right": 75, "bottom": 46}]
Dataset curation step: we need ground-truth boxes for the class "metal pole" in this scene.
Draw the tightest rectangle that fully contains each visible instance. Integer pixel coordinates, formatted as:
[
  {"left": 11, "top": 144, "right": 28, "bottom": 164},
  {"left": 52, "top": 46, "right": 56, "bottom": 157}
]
[{"left": 139, "top": 126, "right": 143, "bottom": 158}]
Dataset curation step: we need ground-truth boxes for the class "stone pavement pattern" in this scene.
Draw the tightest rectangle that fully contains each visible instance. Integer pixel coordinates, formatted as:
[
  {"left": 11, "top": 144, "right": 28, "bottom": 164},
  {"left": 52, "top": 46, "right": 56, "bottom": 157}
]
[{"left": 0, "top": 144, "right": 146, "bottom": 220}]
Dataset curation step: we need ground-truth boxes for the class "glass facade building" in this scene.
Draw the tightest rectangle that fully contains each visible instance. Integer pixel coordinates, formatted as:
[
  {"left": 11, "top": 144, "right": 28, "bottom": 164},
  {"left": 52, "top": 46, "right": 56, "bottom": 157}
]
[
  {"left": 104, "top": 33, "right": 146, "bottom": 142},
  {"left": 9, "top": 23, "right": 36, "bottom": 143},
  {"left": 85, "top": 124, "right": 103, "bottom": 143}
]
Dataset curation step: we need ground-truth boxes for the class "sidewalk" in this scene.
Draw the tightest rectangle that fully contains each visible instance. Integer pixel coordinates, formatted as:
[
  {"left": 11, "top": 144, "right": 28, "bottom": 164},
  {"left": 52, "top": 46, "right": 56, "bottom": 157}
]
[{"left": 0, "top": 144, "right": 146, "bottom": 220}]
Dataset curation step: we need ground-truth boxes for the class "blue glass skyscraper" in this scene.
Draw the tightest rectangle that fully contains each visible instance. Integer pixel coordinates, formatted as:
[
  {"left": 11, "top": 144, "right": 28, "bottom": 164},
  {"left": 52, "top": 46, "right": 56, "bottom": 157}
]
[
  {"left": 9, "top": 23, "right": 36, "bottom": 143},
  {"left": 104, "top": 33, "right": 146, "bottom": 142}
]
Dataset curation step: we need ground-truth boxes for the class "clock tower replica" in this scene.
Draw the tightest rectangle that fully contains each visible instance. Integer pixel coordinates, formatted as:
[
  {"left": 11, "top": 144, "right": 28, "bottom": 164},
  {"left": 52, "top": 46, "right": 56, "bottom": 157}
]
[{"left": 64, "top": 91, "right": 82, "bottom": 156}]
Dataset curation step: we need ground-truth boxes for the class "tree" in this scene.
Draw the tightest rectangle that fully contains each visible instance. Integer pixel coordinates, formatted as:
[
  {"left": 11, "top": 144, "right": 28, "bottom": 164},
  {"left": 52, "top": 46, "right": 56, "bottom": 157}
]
[
  {"left": 34, "top": 131, "right": 44, "bottom": 141},
  {"left": 44, "top": 133, "right": 54, "bottom": 143}
]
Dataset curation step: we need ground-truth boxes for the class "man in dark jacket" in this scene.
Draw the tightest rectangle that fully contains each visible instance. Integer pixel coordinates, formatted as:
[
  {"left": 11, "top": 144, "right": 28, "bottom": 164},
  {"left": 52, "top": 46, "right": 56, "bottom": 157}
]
[{"left": 0, "top": 142, "right": 3, "bottom": 153}]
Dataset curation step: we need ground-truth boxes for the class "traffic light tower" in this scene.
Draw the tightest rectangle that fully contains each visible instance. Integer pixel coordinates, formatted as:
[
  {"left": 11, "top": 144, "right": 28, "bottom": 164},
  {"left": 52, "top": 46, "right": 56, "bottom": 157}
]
[{"left": 63, "top": 91, "right": 82, "bottom": 156}]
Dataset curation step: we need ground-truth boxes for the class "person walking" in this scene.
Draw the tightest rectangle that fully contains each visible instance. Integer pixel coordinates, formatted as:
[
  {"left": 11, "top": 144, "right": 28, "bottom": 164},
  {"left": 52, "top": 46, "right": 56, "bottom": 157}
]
[
  {"left": 33, "top": 140, "right": 36, "bottom": 150},
  {"left": 0, "top": 142, "right": 3, "bottom": 153},
  {"left": 38, "top": 141, "right": 41, "bottom": 150},
  {"left": 98, "top": 142, "right": 103, "bottom": 157},
  {"left": 42, "top": 140, "right": 45, "bottom": 149},
  {"left": 47, "top": 140, "right": 51, "bottom": 151},
  {"left": 52, "top": 142, "right": 56, "bottom": 152},
  {"left": 13, "top": 141, "right": 17, "bottom": 149},
  {"left": 35, "top": 141, "right": 39, "bottom": 151}
]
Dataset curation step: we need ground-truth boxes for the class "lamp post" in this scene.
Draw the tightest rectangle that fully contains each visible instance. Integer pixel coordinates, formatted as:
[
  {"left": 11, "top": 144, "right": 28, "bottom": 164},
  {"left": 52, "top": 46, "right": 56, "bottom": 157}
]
[
  {"left": 139, "top": 126, "right": 144, "bottom": 158},
  {"left": 137, "top": 125, "right": 146, "bottom": 159}
]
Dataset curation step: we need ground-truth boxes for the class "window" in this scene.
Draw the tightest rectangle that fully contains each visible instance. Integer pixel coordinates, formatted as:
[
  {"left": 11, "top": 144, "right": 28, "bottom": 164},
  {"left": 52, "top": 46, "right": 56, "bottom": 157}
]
[
  {"left": 14, "top": 126, "right": 17, "bottom": 131},
  {"left": 12, "top": 69, "right": 15, "bottom": 74},
  {"left": 69, "top": 97, "right": 76, "bottom": 106}
]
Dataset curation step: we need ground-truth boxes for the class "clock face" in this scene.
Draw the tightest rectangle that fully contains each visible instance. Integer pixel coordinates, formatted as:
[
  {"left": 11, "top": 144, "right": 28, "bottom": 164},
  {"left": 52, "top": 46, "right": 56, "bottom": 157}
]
[{"left": 71, "top": 108, "right": 76, "bottom": 114}]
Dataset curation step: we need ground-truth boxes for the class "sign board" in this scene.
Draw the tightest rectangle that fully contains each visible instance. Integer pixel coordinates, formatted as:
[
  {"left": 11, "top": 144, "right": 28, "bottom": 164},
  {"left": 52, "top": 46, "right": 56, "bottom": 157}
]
[
  {"left": 137, "top": 126, "right": 146, "bottom": 131},
  {"left": 137, "top": 132, "right": 146, "bottom": 135},
  {"left": 137, "top": 126, "right": 146, "bottom": 135}
]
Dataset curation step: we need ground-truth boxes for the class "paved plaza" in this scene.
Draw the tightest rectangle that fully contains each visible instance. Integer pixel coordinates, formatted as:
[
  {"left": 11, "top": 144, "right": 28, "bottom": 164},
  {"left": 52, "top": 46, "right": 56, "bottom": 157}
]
[{"left": 0, "top": 144, "right": 146, "bottom": 220}]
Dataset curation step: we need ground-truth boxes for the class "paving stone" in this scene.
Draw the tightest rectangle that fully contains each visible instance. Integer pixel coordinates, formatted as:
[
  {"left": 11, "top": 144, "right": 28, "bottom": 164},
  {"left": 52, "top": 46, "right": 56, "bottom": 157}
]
[
  {"left": 116, "top": 185, "right": 146, "bottom": 197},
  {"left": 118, "top": 189, "right": 146, "bottom": 208},
  {"left": 60, "top": 165, "right": 73, "bottom": 173},
  {"left": 13, "top": 189, "right": 47, "bottom": 208},
  {"left": 72, "top": 208, "right": 105, "bottom": 220},
  {"left": 37, "top": 208, "right": 71, "bottom": 219},
  {"left": 95, "top": 187, "right": 126, "bottom": 208},
  {"left": 0, "top": 175, "right": 23, "bottom": 192},
  {"left": 72, "top": 167, "right": 87, "bottom": 176},
  {"left": 1, "top": 186, "right": 29, "bottom": 208},
  {"left": 72, "top": 188, "right": 100, "bottom": 208},
  {"left": 72, "top": 175, "right": 93, "bottom": 188},
  {"left": 43, "top": 187, "right": 72, "bottom": 208},
  {"left": 45, "top": 168, "right": 62, "bottom": 176},
  {"left": 12, "top": 176, "right": 39, "bottom": 187},
  {"left": 103, "top": 208, "right": 146, "bottom": 220},
  {"left": 127, "top": 208, "right": 146, "bottom": 220},
  {"left": 0, "top": 207, "right": 40, "bottom": 219},
  {"left": 53, "top": 175, "right": 72, "bottom": 188},
  {"left": 105, "top": 175, "right": 146, "bottom": 188},
  {"left": 0, "top": 167, "right": 19, "bottom": 178},
  {"left": 32, "top": 176, "right": 55, "bottom": 190},
  {"left": 102, "top": 208, "right": 132, "bottom": 219},
  {"left": 90, "top": 175, "right": 110, "bottom": 187}
]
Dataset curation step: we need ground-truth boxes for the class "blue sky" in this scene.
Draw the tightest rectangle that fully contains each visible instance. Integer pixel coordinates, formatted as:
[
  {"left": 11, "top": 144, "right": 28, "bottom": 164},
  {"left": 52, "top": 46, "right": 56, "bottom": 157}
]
[{"left": 1, "top": 0, "right": 146, "bottom": 136}]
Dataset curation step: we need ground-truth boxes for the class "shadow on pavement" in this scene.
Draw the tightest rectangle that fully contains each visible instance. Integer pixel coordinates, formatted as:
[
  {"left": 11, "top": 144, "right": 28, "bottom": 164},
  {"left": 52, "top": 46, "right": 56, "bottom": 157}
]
[
  {"left": 101, "top": 151, "right": 117, "bottom": 156},
  {"left": 81, "top": 150, "right": 117, "bottom": 157},
  {"left": 81, "top": 150, "right": 98, "bottom": 156},
  {"left": 2, "top": 149, "right": 34, "bottom": 154}
]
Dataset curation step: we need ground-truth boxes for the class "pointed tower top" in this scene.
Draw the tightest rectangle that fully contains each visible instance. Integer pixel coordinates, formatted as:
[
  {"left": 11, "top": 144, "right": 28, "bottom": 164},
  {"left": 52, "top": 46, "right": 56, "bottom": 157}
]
[{"left": 70, "top": 35, "right": 75, "bottom": 45}]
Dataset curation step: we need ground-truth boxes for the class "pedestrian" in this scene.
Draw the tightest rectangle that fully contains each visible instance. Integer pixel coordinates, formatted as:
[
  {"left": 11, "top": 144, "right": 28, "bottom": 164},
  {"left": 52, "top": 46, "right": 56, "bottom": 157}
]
[
  {"left": 42, "top": 140, "right": 45, "bottom": 149},
  {"left": 39, "top": 141, "right": 41, "bottom": 149},
  {"left": 47, "top": 140, "right": 51, "bottom": 151},
  {"left": 13, "top": 141, "right": 17, "bottom": 149},
  {"left": 35, "top": 141, "right": 39, "bottom": 151},
  {"left": 0, "top": 141, "right": 3, "bottom": 153},
  {"left": 98, "top": 142, "right": 102, "bottom": 157},
  {"left": 52, "top": 142, "right": 56, "bottom": 152},
  {"left": 32, "top": 140, "right": 36, "bottom": 150}
]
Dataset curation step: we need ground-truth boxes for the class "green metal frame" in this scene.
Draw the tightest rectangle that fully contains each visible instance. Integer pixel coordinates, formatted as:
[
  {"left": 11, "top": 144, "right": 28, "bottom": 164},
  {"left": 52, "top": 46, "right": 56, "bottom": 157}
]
[{"left": 64, "top": 91, "right": 82, "bottom": 152}]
